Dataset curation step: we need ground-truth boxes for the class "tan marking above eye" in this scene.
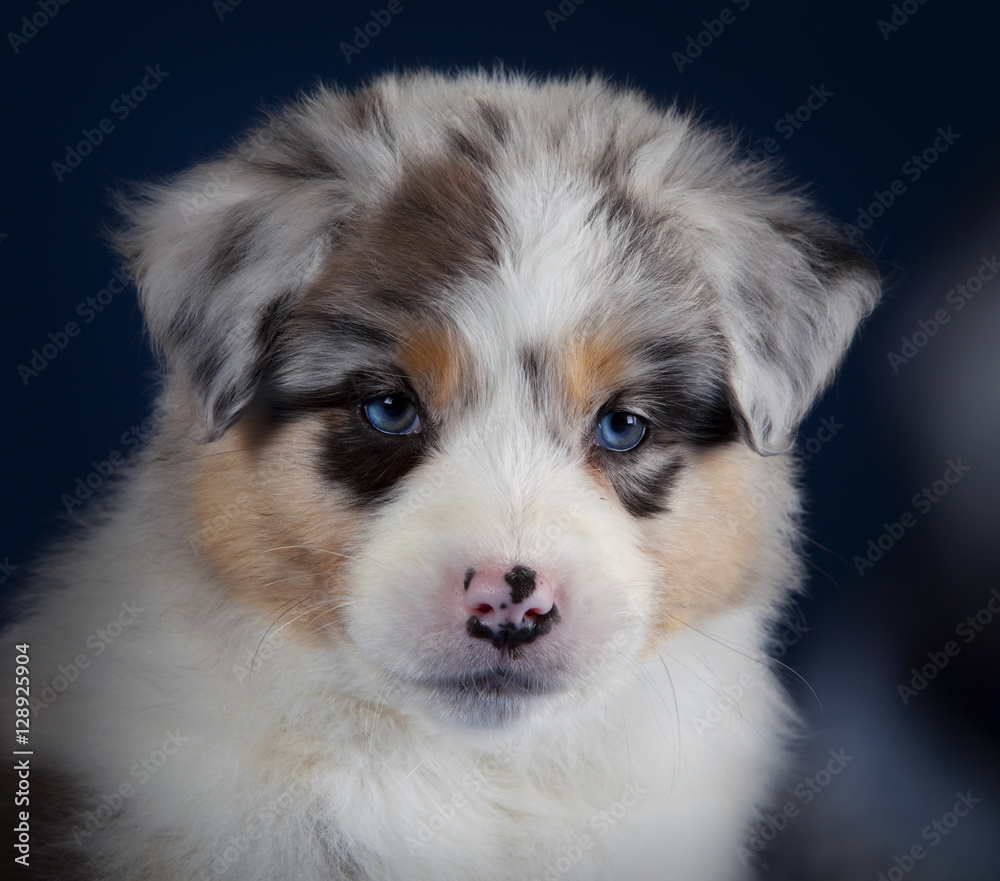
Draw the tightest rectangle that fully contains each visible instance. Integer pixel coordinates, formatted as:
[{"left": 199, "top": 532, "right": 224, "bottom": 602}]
[
  {"left": 562, "top": 327, "right": 633, "bottom": 416},
  {"left": 398, "top": 324, "right": 472, "bottom": 413}
]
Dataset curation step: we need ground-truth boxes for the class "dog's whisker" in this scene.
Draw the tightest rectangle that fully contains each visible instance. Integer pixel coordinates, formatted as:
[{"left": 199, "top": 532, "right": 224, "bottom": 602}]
[
  {"left": 249, "top": 571, "right": 330, "bottom": 592},
  {"left": 261, "top": 545, "right": 354, "bottom": 559},
  {"left": 668, "top": 617, "right": 823, "bottom": 713}
]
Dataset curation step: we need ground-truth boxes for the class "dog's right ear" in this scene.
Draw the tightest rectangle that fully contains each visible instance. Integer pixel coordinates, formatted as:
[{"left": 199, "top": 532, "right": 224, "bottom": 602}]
[
  {"left": 712, "top": 216, "right": 881, "bottom": 456},
  {"left": 112, "top": 89, "right": 393, "bottom": 441}
]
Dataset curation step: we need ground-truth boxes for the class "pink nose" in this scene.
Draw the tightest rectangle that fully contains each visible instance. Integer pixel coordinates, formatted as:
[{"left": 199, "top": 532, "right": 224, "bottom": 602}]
[{"left": 464, "top": 566, "right": 558, "bottom": 649}]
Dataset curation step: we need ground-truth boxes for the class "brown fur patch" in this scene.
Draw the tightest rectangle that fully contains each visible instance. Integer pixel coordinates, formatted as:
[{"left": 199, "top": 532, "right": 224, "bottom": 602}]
[
  {"left": 475, "top": 99, "right": 512, "bottom": 145},
  {"left": 345, "top": 84, "right": 393, "bottom": 148},
  {"left": 447, "top": 126, "right": 495, "bottom": 169},
  {"left": 191, "top": 419, "right": 362, "bottom": 643},
  {"left": 641, "top": 445, "right": 778, "bottom": 645},
  {"left": 305, "top": 155, "right": 503, "bottom": 317}
]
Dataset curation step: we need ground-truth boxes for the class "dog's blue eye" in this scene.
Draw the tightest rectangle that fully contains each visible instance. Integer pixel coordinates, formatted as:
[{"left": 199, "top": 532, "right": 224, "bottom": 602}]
[
  {"left": 363, "top": 395, "right": 422, "bottom": 435},
  {"left": 596, "top": 411, "right": 646, "bottom": 452}
]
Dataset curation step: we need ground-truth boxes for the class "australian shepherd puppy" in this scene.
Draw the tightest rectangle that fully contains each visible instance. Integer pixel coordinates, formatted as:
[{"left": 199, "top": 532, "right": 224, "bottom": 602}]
[{"left": 8, "top": 70, "right": 878, "bottom": 880}]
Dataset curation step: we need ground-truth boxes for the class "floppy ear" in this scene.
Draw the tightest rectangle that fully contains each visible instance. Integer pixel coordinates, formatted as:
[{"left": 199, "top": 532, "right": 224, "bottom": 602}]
[
  {"left": 631, "top": 121, "right": 880, "bottom": 456},
  {"left": 112, "top": 90, "right": 392, "bottom": 441},
  {"left": 711, "top": 213, "right": 880, "bottom": 455}
]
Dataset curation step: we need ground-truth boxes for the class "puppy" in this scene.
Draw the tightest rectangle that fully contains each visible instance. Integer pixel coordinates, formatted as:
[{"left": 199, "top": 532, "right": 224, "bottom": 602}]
[{"left": 7, "top": 70, "right": 879, "bottom": 880}]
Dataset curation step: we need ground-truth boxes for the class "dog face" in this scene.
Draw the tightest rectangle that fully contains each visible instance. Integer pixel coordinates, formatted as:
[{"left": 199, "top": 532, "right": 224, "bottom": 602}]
[{"left": 117, "top": 71, "right": 878, "bottom": 728}]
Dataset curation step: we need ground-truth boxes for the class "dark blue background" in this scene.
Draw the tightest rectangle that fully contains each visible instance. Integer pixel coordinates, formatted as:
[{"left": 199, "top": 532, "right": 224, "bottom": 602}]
[{"left": 3, "top": 0, "right": 999, "bottom": 877}]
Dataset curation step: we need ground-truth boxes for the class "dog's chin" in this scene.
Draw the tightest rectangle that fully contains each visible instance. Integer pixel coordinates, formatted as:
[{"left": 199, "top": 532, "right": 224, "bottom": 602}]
[{"left": 412, "top": 667, "right": 563, "bottom": 729}]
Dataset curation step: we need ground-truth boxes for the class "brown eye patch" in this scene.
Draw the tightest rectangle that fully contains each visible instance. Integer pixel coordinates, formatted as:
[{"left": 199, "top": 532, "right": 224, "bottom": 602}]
[
  {"left": 318, "top": 400, "right": 431, "bottom": 507},
  {"left": 261, "top": 315, "right": 475, "bottom": 508}
]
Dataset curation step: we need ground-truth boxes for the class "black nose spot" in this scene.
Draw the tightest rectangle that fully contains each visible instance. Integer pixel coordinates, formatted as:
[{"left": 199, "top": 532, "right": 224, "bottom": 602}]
[
  {"left": 463, "top": 568, "right": 475, "bottom": 590},
  {"left": 504, "top": 566, "right": 536, "bottom": 604},
  {"left": 465, "top": 608, "right": 560, "bottom": 650}
]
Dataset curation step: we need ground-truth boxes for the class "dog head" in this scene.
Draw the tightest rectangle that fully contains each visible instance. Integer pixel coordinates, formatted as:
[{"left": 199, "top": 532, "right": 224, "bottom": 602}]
[{"left": 116, "top": 71, "right": 878, "bottom": 726}]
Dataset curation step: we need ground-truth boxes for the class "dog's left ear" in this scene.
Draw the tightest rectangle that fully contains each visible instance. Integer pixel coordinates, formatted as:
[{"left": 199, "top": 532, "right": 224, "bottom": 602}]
[
  {"left": 712, "top": 215, "right": 880, "bottom": 455},
  {"left": 110, "top": 92, "right": 380, "bottom": 441},
  {"left": 112, "top": 161, "right": 352, "bottom": 441}
]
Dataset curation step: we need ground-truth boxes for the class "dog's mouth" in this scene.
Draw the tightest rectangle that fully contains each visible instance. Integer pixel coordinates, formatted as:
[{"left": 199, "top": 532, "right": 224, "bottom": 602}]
[
  {"left": 438, "top": 666, "right": 550, "bottom": 697},
  {"left": 415, "top": 666, "right": 558, "bottom": 725}
]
